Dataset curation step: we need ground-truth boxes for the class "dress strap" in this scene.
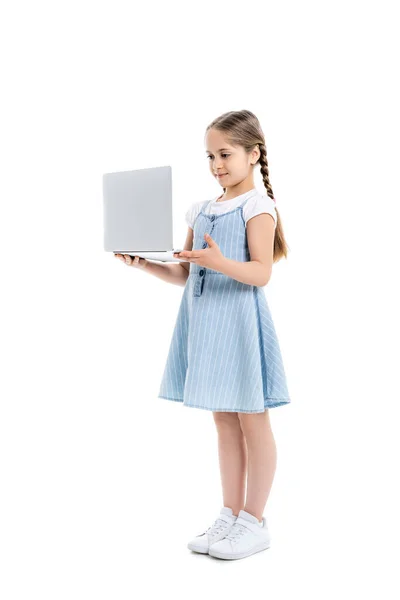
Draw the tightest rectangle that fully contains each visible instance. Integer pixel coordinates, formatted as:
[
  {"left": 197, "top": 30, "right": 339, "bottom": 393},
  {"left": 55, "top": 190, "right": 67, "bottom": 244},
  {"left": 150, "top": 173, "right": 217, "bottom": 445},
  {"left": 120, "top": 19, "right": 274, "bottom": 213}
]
[{"left": 199, "top": 198, "right": 213, "bottom": 215}]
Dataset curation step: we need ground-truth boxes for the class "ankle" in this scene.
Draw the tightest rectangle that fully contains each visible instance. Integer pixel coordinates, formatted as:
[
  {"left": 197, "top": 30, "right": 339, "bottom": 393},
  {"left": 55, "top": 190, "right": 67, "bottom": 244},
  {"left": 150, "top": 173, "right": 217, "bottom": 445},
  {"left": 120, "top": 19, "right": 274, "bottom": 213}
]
[
  {"left": 243, "top": 508, "right": 263, "bottom": 522},
  {"left": 225, "top": 506, "right": 241, "bottom": 517}
]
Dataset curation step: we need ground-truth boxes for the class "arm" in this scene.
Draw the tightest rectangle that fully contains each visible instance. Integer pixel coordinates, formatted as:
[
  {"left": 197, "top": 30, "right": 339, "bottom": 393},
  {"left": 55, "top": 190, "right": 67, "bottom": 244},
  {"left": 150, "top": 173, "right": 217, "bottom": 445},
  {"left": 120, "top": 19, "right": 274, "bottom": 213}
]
[
  {"left": 217, "top": 213, "right": 275, "bottom": 287},
  {"left": 175, "top": 214, "right": 275, "bottom": 287},
  {"left": 144, "top": 226, "right": 194, "bottom": 286}
]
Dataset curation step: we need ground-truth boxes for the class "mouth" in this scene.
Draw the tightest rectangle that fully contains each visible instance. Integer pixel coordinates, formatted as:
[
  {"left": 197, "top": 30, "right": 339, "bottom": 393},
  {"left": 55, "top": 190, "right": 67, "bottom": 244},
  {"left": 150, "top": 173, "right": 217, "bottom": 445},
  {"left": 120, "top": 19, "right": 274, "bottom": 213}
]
[{"left": 216, "top": 173, "right": 228, "bottom": 178}]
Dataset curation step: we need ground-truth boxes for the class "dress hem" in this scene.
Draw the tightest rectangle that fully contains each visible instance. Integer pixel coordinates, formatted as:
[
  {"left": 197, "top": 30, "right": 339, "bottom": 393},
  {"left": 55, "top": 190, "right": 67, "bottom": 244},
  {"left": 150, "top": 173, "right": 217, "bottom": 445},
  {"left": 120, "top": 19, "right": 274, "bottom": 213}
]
[{"left": 157, "top": 394, "right": 291, "bottom": 413}]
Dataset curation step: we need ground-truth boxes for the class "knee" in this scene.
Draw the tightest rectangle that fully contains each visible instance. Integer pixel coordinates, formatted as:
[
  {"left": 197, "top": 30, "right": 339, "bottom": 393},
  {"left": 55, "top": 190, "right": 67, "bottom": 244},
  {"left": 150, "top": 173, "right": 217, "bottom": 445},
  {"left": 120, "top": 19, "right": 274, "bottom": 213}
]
[
  {"left": 237, "top": 409, "right": 271, "bottom": 436},
  {"left": 212, "top": 411, "right": 242, "bottom": 432}
]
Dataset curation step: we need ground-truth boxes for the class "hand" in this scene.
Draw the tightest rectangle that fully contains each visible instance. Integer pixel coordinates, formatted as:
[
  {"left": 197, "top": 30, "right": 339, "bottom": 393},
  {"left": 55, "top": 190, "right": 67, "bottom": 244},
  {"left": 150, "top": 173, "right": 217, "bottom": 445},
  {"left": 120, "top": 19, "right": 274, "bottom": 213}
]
[
  {"left": 173, "top": 234, "right": 225, "bottom": 270},
  {"left": 114, "top": 253, "right": 148, "bottom": 270}
]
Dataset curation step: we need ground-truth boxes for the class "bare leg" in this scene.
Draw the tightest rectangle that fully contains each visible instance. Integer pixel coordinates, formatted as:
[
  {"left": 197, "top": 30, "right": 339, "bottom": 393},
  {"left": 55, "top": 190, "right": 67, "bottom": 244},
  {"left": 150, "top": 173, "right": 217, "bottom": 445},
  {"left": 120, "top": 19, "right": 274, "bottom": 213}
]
[
  {"left": 212, "top": 412, "right": 248, "bottom": 516},
  {"left": 237, "top": 410, "right": 277, "bottom": 522}
]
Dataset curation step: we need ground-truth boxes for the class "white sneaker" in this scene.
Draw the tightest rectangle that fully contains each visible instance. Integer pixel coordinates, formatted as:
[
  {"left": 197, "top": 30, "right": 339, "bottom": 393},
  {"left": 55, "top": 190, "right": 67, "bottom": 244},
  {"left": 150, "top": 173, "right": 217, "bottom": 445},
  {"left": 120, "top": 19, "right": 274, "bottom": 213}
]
[
  {"left": 208, "top": 509, "right": 271, "bottom": 560},
  {"left": 187, "top": 507, "right": 238, "bottom": 554}
]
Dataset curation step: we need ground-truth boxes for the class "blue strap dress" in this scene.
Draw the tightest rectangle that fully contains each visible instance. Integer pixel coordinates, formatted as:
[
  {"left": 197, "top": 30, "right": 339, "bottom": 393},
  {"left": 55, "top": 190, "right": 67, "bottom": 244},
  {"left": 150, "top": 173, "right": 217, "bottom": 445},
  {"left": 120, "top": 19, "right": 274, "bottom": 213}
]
[{"left": 157, "top": 192, "right": 291, "bottom": 413}]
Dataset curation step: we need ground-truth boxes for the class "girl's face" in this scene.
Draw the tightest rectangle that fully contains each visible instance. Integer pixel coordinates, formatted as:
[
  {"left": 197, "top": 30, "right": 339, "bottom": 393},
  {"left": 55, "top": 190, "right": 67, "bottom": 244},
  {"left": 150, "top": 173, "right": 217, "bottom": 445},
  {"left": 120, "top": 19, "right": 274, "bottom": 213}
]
[{"left": 205, "top": 128, "right": 259, "bottom": 189}]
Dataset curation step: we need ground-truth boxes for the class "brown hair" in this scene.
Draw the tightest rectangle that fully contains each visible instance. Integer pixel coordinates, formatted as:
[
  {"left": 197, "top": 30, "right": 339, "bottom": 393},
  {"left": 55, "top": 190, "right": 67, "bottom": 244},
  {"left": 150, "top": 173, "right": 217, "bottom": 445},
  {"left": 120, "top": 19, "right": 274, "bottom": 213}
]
[{"left": 205, "top": 110, "right": 289, "bottom": 262}]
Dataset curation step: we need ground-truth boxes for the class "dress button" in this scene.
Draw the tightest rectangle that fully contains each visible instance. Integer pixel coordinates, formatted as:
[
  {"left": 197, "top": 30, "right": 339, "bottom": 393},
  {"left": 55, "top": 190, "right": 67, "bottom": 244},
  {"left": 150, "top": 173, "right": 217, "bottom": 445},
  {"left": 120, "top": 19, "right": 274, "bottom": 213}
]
[
  {"left": 199, "top": 269, "right": 205, "bottom": 276},
  {"left": 202, "top": 242, "right": 207, "bottom": 248},
  {"left": 210, "top": 215, "right": 215, "bottom": 221}
]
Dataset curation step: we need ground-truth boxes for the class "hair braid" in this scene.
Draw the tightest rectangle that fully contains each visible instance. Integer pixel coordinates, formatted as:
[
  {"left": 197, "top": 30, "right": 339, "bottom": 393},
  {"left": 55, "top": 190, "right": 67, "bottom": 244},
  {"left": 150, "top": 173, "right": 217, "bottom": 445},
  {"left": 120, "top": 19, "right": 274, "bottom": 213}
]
[{"left": 258, "top": 143, "right": 275, "bottom": 202}]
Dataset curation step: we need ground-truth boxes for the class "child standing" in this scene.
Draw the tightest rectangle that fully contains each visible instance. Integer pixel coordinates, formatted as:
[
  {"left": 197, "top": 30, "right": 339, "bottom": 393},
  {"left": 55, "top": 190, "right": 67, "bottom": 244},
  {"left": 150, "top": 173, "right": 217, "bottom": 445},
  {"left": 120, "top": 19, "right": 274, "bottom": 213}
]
[{"left": 115, "top": 109, "right": 291, "bottom": 561}]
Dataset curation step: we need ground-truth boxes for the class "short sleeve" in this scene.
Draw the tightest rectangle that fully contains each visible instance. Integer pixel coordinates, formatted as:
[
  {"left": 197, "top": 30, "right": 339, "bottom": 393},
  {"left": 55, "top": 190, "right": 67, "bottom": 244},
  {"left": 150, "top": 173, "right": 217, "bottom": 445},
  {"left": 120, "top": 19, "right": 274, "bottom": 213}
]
[
  {"left": 185, "top": 207, "right": 193, "bottom": 228},
  {"left": 185, "top": 201, "right": 205, "bottom": 229},
  {"left": 244, "top": 194, "right": 277, "bottom": 228}
]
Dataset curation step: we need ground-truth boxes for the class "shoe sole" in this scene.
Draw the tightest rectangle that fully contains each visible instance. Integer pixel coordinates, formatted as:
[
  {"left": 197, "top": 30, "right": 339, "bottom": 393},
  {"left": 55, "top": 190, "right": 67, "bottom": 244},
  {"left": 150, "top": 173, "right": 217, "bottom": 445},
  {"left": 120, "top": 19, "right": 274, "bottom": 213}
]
[
  {"left": 208, "top": 540, "right": 271, "bottom": 560},
  {"left": 187, "top": 543, "right": 209, "bottom": 554}
]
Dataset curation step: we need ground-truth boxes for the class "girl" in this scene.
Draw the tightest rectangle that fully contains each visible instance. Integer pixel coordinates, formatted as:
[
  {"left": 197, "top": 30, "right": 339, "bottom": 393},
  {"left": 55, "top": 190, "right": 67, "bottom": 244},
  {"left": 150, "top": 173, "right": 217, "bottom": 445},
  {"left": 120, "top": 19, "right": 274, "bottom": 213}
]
[{"left": 115, "top": 109, "right": 291, "bottom": 561}]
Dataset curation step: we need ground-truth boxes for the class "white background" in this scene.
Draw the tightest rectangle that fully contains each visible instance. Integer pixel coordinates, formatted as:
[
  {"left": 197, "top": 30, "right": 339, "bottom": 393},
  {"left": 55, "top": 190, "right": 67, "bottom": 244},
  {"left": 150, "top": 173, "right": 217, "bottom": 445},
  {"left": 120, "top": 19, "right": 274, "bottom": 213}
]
[{"left": 1, "top": 0, "right": 399, "bottom": 598}]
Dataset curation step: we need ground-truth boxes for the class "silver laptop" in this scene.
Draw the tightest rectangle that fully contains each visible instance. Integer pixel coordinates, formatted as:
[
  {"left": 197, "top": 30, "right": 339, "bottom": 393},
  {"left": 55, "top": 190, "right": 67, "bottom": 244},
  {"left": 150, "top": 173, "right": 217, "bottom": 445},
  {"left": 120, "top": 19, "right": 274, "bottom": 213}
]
[{"left": 103, "top": 165, "right": 184, "bottom": 262}]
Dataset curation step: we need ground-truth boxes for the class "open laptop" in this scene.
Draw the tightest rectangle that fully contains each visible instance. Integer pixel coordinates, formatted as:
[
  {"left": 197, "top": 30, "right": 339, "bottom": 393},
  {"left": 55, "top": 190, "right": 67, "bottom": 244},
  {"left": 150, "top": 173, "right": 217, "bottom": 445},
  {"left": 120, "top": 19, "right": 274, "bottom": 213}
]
[{"left": 103, "top": 165, "right": 184, "bottom": 262}]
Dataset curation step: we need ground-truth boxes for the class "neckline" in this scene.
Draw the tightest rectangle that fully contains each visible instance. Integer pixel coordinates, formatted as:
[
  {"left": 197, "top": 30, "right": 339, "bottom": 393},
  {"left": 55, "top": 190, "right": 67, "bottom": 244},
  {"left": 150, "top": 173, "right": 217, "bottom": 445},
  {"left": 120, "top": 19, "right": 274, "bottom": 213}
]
[
  {"left": 200, "top": 205, "right": 244, "bottom": 218},
  {"left": 200, "top": 187, "right": 257, "bottom": 218}
]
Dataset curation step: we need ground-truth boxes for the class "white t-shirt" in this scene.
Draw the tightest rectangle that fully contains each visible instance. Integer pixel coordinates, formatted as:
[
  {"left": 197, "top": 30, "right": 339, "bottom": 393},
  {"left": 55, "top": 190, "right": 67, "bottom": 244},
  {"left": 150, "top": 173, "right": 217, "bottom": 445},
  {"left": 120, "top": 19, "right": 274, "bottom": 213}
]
[{"left": 185, "top": 188, "right": 277, "bottom": 230}]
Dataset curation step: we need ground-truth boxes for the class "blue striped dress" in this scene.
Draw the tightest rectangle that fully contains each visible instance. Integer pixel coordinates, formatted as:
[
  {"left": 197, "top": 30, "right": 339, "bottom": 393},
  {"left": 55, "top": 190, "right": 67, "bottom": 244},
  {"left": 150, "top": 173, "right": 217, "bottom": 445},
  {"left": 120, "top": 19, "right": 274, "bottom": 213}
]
[{"left": 157, "top": 192, "right": 291, "bottom": 413}]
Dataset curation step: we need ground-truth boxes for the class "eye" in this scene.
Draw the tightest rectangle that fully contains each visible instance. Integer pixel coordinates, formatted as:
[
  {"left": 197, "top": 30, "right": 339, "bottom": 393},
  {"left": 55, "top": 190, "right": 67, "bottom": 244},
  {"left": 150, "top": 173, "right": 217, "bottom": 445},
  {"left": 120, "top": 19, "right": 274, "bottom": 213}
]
[{"left": 207, "top": 154, "right": 230, "bottom": 159}]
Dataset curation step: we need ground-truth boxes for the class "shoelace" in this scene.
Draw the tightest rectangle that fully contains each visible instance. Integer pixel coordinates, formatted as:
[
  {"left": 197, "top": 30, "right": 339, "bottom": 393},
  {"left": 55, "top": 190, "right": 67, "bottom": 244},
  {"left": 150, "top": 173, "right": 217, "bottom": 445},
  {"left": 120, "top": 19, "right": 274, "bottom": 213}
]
[
  {"left": 225, "top": 522, "right": 249, "bottom": 543},
  {"left": 205, "top": 517, "right": 231, "bottom": 538}
]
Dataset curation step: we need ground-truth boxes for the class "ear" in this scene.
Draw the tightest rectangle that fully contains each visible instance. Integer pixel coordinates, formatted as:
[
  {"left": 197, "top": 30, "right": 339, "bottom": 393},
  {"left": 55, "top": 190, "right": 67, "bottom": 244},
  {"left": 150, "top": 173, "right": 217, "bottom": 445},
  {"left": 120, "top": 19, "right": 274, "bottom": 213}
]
[{"left": 251, "top": 144, "right": 261, "bottom": 164}]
